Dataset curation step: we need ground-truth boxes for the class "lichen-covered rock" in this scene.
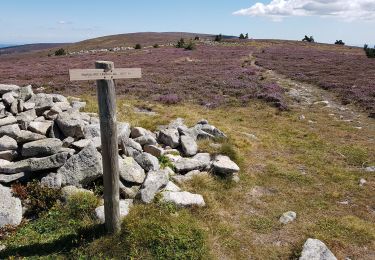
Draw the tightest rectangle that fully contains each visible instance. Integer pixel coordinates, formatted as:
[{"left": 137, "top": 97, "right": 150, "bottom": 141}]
[
  {"left": 144, "top": 144, "right": 164, "bottom": 157},
  {"left": 161, "top": 191, "right": 205, "bottom": 207},
  {"left": 0, "top": 115, "right": 17, "bottom": 127},
  {"left": 21, "top": 138, "right": 62, "bottom": 157},
  {"left": 0, "top": 184, "right": 22, "bottom": 228},
  {"left": 0, "top": 84, "right": 20, "bottom": 95},
  {"left": 180, "top": 135, "right": 198, "bottom": 156},
  {"left": 28, "top": 121, "right": 53, "bottom": 136},
  {"left": 135, "top": 152, "right": 160, "bottom": 172},
  {"left": 119, "top": 157, "right": 146, "bottom": 184},
  {"left": 0, "top": 136, "right": 18, "bottom": 151},
  {"left": 211, "top": 155, "right": 239, "bottom": 176},
  {"left": 173, "top": 158, "right": 207, "bottom": 173},
  {"left": 56, "top": 111, "right": 85, "bottom": 139},
  {"left": 157, "top": 128, "right": 180, "bottom": 148},
  {"left": 137, "top": 169, "right": 169, "bottom": 203},
  {"left": 279, "top": 211, "right": 297, "bottom": 224},
  {"left": 134, "top": 134, "right": 157, "bottom": 146},
  {"left": 58, "top": 143, "right": 103, "bottom": 187},
  {"left": 299, "top": 238, "right": 337, "bottom": 260},
  {"left": 0, "top": 172, "right": 25, "bottom": 184},
  {"left": 41, "top": 173, "right": 62, "bottom": 188}
]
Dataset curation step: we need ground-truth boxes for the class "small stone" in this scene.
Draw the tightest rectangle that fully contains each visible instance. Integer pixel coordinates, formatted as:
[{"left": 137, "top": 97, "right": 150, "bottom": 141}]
[
  {"left": 119, "top": 183, "right": 140, "bottom": 199},
  {"left": 0, "top": 136, "right": 18, "bottom": 151},
  {"left": 359, "top": 178, "right": 367, "bottom": 186},
  {"left": 299, "top": 115, "right": 306, "bottom": 120},
  {"left": 364, "top": 166, "right": 375, "bottom": 172},
  {"left": 62, "top": 136, "right": 75, "bottom": 147},
  {"left": 279, "top": 211, "right": 297, "bottom": 224},
  {"left": 197, "top": 119, "right": 209, "bottom": 125},
  {"left": 51, "top": 94, "right": 68, "bottom": 103}
]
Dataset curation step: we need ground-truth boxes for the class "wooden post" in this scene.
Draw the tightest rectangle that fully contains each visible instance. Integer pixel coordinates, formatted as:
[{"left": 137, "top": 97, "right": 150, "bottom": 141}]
[{"left": 95, "top": 61, "right": 120, "bottom": 234}]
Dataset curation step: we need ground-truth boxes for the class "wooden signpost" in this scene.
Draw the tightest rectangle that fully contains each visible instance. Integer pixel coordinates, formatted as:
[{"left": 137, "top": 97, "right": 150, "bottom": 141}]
[{"left": 69, "top": 61, "right": 141, "bottom": 234}]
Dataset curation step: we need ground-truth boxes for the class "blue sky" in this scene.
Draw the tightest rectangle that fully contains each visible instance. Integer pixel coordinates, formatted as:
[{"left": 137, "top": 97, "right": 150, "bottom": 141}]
[{"left": 1, "top": 0, "right": 374, "bottom": 46}]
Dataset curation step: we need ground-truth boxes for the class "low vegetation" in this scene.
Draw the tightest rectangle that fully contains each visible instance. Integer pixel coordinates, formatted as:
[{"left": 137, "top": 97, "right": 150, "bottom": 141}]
[
  {"left": 302, "top": 35, "right": 315, "bottom": 43},
  {"left": 134, "top": 43, "right": 142, "bottom": 49},
  {"left": 54, "top": 48, "right": 66, "bottom": 56},
  {"left": 364, "top": 44, "right": 375, "bottom": 58}
]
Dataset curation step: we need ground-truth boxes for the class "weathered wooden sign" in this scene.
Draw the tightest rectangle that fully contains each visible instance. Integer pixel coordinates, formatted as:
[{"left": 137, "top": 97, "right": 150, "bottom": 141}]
[
  {"left": 69, "top": 61, "right": 141, "bottom": 234},
  {"left": 69, "top": 68, "right": 141, "bottom": 81}
]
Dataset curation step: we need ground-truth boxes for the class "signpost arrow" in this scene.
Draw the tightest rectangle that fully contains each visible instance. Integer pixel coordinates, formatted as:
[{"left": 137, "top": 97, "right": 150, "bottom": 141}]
[{"left": 69, "top": 61, "right": 141, "bottom": 234}]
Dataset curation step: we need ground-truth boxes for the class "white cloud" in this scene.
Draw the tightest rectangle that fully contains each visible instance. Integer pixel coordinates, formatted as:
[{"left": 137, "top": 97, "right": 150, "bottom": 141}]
[{"left": 233, "top": 0, "right": 375, "bottom": 21}]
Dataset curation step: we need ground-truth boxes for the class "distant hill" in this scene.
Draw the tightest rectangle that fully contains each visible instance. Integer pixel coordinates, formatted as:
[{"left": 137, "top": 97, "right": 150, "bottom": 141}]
[
  {"left": 63, "top": 32, "right": 221, "bottom": 52},
  {"left": 0, "top": 43, "right": 66, "bottom": 55}
]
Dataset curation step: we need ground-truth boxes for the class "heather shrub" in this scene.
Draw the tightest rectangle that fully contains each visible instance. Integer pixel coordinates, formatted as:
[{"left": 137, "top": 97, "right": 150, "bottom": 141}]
[
  {"left": 176, "top": 38, "right": 185, "bottom": 48},
  {"left": 335, "top": 40, "right": 345, "bottom": 45},
  {"left": 66, "top": 192, "right": 100, "bottom": 219},
  {"left": 12, "top": 180, "right": 62, "bottom": 217},
  {"left": 156, "top": 93, "right": 181, "bottom": 104},
  {"left": 194, "top": 36, "right": 200, "bottom": 41},
  {"left": 153, "top": 43, "right": 159, "bottom": 48},
  {"left": 302, "top": 35, "right": 314, "bottom": 43},
  {"left": 54, "top": 48, "right": 66, "bottom": 56},
  {"left": 134, "top": 43, "right": 142, "bottom": 49},
  {"left": 215, "top": 34, "right": 223, "bottom": 42},
  {"left": 184, "top": 40, "right": 196, "bottom": 50},
  {"left": 364, "top": 44, "right": 375, "bottom": 58}
]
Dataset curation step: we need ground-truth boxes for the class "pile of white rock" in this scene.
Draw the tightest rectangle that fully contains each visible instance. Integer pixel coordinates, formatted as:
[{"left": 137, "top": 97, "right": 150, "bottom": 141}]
[{"left": 0, "top": 84, "right": 240, "bottom": 228}]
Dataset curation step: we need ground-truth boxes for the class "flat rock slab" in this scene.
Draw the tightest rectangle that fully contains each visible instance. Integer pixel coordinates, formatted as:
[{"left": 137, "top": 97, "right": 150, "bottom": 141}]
[
  {"left": 58, "top": 143, "right": 103, "bottom": 187},
  {"left": 22, "top": 138, "right": 62, "bottom": 157},
  {"left": 0, "top": 184, "right": 22, "bottom": 228},
  {"left": 95, "top": 199, "right": 133, "bottom": 224},
  {"left": 0, "top": 116, "right": 17, "bottom": 127},
  {"left": 0, "top": 152, "right": 69, "bottom": 174},
  {"left": 56, "top": 112, "right": 85, "bottom": 139},
  {"left": 211, "top": 155, "right": 239, "bottom": 176},
  {"left": 137, "top": 169, "right": 169, "bottom": 203},
  {"left": 0, "top": 172, "right": 25, "bottom": 184},
  {"left": 299, "top": 238, "right": 337, "bottom": 260},
  {"left": 28, "top": 121, "right": 52, "bottom": 135},
  {"left": 173, "top": 158, "right": 207, "bottom": 173},
  {"left": 16, "top": 130, "right": 46, "bottom": 144},
  {"left": 161, "top": 191, "right": 205, "bottom": 207},
  {"left": 0, "top": 84, "right": 20, "bottom": 95}
]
